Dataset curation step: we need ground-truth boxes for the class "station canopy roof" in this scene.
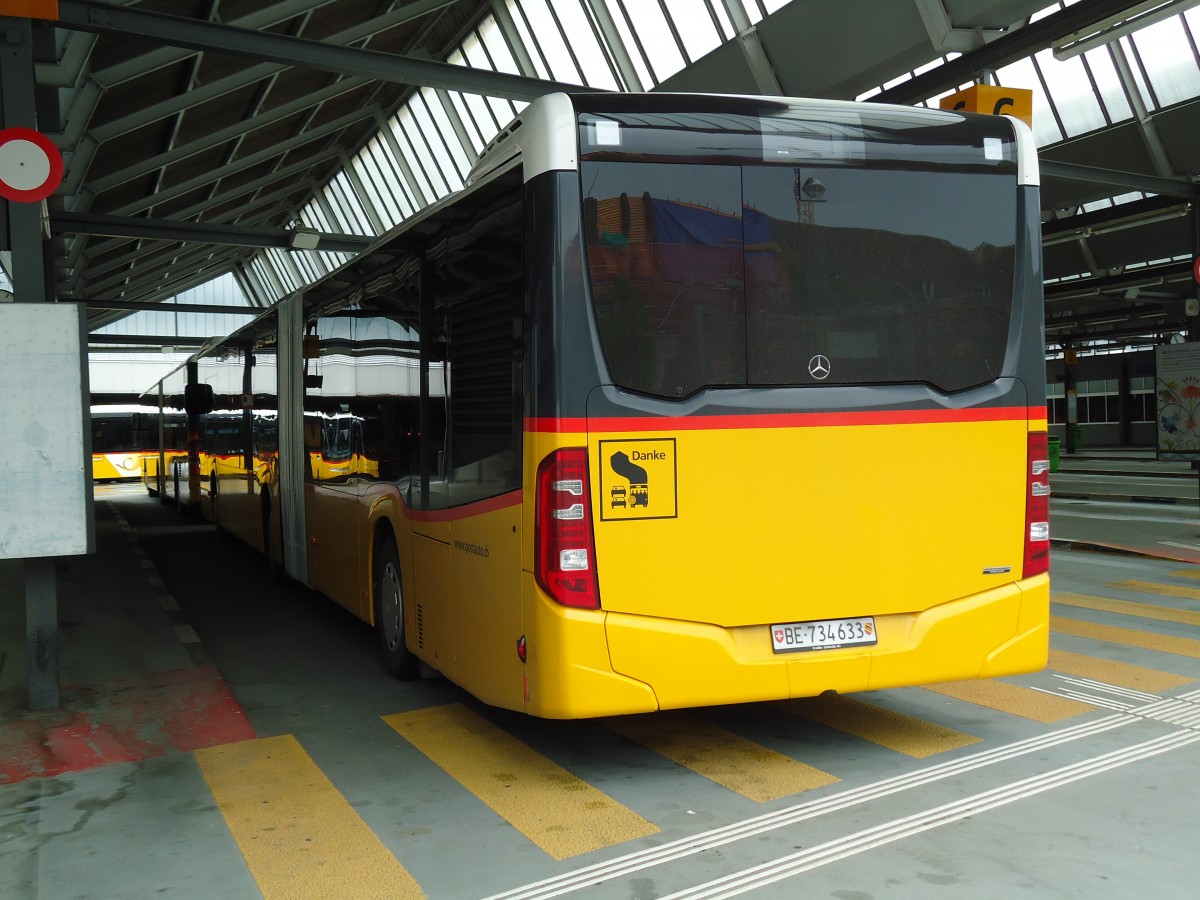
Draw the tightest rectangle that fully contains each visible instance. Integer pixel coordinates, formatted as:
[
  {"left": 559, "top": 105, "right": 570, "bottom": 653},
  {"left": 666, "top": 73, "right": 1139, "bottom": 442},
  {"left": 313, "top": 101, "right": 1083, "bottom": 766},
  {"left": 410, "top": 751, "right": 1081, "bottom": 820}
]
[{"left": 8, "top": 0, "right": 1200, "bottom": 357}]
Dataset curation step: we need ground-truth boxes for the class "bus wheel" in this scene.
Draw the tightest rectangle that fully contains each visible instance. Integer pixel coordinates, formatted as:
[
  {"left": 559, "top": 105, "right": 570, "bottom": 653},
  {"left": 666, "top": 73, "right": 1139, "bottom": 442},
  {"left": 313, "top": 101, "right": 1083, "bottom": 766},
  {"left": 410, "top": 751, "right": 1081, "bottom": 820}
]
[
  {"left": 211, "top": 475, "right": 228, "bottom": 538},
  {"left": 374, "top": 537, "right": 419, "bottom": 680},
  {"left": 262, "top": 497, "right": 286, "bottom": 584}
]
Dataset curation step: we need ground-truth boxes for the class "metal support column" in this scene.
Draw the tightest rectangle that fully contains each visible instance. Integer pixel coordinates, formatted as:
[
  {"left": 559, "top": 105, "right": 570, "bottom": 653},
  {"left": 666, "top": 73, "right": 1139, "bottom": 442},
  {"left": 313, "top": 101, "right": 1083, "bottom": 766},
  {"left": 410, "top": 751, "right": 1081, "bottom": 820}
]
[
  {"left": 717, "top": 0, "right": 783, "bottom": 95},
  {"left": 1064, "top": 343, "right": 1078, "bottom": 455},
  {"left": 2, "top": 15, "right": 60, "bottom": 709}
]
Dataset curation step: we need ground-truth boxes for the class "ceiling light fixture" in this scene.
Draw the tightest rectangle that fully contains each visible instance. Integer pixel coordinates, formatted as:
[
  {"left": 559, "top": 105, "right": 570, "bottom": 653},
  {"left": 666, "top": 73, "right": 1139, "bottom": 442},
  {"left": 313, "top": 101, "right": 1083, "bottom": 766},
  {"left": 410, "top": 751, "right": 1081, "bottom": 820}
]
[{"left": 289, "top": 226, "right": 321, "bottom": 251}]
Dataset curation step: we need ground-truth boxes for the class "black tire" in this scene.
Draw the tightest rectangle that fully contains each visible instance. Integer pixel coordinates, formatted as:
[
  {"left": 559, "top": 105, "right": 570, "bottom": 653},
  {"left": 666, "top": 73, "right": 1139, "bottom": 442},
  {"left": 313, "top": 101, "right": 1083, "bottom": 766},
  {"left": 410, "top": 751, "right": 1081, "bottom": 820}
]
[
  {"left": 374, "top": 536, "right": 419, "bottom": 680},
  {"left": 262, "top": 495, "right": 286, "bottom": 584},
  {"left": 211, "top": 474, "right": 229, "bottom": 537}
]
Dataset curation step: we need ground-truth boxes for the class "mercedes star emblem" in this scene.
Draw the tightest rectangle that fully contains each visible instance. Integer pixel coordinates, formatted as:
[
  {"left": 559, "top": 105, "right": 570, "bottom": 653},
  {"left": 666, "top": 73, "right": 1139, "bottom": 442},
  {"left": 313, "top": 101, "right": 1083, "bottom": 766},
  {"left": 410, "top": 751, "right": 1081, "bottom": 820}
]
[{"left": 808, "top": 354, "right": 831, "bottom": 380}]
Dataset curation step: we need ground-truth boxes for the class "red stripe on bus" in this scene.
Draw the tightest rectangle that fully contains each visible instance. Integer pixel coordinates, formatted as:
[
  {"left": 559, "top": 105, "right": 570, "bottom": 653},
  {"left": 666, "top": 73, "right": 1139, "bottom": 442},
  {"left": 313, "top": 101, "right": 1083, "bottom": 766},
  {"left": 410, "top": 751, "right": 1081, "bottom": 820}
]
[
  {"left": 402, "top": 489, "right": 524, "bottom": 523},
  {"left": 525, "top": 407, "right": 1045, "bottom": 433}
]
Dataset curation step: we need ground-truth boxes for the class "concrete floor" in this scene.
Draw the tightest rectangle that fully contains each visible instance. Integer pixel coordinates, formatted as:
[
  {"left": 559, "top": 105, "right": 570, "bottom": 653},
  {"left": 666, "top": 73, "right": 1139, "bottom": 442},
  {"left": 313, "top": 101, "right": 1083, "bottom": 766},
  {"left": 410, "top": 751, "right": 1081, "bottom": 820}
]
[{"left": 2, "top": 466, "right": 1199, "bottom": 899}]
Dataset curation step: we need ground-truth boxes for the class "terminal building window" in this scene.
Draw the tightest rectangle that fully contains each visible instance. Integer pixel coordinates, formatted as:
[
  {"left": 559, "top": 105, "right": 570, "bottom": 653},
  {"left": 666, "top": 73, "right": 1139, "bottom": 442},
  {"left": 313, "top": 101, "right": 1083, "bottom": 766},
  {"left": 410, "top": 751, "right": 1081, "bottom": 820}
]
[{"left": 1047, "top": 376, "right": 1153, "bottom": 425}]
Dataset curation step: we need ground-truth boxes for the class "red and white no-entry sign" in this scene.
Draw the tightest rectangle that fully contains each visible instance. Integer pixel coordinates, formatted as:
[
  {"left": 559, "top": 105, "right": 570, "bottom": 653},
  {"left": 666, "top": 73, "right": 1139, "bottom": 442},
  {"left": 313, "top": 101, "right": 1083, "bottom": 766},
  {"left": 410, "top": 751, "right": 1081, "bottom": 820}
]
[{"left": 0, "top": 127, "right": 64, "bottom": 202}]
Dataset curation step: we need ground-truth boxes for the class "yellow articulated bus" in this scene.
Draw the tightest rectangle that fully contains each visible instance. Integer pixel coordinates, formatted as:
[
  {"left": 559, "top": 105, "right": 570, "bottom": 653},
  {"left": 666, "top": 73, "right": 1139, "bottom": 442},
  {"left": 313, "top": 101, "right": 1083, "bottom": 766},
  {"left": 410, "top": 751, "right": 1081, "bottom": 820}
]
[{"left": 147, "top": 93, "right": 1049, "bottom": 718}]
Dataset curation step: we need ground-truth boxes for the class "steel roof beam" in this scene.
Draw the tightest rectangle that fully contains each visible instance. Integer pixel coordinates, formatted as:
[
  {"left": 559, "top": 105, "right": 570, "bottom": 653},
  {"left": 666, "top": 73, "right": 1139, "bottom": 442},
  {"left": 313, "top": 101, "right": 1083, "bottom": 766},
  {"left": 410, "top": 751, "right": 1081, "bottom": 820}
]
[
  {"left": 915, "top": 0, "right": 1004, "bottom": 53},
  {"left": 57, "top": 0, "right": 592, "bottom": 101},
  {"left": 52, "top": 211, "right": 372, "bottom": 253},
  {"left": 82, "top": 2, "right": 468, "bottom": 153},
  {"left": 1045, "top": 322, "right": 1184, "bottom": 344},
  {"left": 72, "top": 299, "right": 258, "bottom": 315},
  {"left": 873, "top": 0, "right": 1145, "bottom": 105},
  {"left": 86, "top": 77, "right": 373, "bottom": 195},
  {"left": 83, "top": 240, "right": 241, "bottom": 294},
  {"left": 1045, "top": 259, "right": 1192, "bottom": 303},
  {"left": 87, "top": 334, "right": 212, "bottom": 346},
  {"left": 105, "top": 111, "right": 364, "bottom": 218},
  {"left": 84, "top": 0, "right": 353, "bottom": 87},
  {"left": 1039, "top": 161, "right": 1200, "bottom": 199},
  {"left": 85, "top": 250, "right": 249, "bottom": 313},
  {"left": 71, "top": 173, "right": 331, "bottom": 290},
  {"left": 1042, "top": 196, "right": 1190, "bottom": 244}
]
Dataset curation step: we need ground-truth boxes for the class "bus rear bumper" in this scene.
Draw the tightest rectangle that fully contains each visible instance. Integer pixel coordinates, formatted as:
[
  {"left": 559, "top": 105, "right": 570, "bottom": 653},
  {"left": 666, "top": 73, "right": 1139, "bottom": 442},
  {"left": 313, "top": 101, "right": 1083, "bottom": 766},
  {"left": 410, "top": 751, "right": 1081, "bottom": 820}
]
[{"left": 603, "top": 574, "right": 1051, "bottom": 710}]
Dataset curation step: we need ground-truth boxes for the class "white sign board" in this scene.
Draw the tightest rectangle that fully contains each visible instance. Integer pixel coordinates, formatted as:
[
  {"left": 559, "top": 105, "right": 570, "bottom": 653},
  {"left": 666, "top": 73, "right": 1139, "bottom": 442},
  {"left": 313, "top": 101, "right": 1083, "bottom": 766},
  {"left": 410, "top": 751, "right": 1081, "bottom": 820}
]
[
  {"left": 1155, "top": 343, "right": 1200, "bottom": 460},
  {"left": 0, "top": 304, "right": 94, "bottom": 558}
]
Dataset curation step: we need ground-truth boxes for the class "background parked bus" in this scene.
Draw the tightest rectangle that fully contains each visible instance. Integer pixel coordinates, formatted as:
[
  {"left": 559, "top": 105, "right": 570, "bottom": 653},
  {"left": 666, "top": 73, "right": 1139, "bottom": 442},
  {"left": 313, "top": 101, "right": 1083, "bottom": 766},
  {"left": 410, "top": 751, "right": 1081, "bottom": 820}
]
[{"left": 91, "top": 404, "right": 185, "bottom": 483}]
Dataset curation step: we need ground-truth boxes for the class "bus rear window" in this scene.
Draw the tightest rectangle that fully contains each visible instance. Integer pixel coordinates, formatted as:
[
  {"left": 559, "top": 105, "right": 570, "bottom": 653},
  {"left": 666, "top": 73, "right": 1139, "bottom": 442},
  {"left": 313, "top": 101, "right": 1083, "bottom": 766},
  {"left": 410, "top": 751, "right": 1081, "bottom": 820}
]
[{"left": 582, "top": 160, "right": 1016, "bottom": 397}]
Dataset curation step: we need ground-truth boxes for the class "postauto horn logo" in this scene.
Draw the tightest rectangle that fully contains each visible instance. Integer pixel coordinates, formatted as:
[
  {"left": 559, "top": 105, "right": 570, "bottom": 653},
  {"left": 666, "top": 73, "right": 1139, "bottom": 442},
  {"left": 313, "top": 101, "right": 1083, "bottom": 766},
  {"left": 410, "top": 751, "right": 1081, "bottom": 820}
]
[{"left": 599, "top": 438, "right": 677, "bottom": 521}]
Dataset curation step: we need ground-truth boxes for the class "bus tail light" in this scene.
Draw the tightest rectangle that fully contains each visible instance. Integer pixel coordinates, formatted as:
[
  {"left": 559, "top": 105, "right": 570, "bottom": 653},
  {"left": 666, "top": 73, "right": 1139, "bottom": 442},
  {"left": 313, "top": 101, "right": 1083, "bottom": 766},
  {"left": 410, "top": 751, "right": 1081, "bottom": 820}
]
[
  {"left": 535, "top": 448, "right": 600, "bottom": 609},
  {"left": 1024, "top": 432, "right": 1051, "bottom": 578}
]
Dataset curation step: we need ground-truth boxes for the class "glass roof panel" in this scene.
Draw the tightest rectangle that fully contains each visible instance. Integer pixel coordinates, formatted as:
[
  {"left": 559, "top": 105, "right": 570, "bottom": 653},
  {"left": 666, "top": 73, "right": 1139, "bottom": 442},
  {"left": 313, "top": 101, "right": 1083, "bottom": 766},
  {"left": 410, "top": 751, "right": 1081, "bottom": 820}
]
[
  {"left": 446, "top": 90, "right": 487, "bottom": 155},
  {"left": 663, "top": 0, "right": 722, "bottom": 61},
  {"left": 1129, "top": 13, "right": 1200, "bottom": 108},
  {"left": 326, "top": 174, "right": 374, "bottom": 236},
  {"left": 598, "top": 0, "right": 656, "bottom": 88},
  {"left": 90, "top": 273, "right": 253, "bottom": 340},
  {"left": 1034, "top": 47, "right": 1108, "bottom": 137},
  {"left": 389, "top": 119, "right": 441, "bottom": 203},
  {"left": 514, "top": 0, "right": 583, "bottom": 83},
  {"left": 419, "top": 90, "right": 474, "bottom": 181},
  {"left": 552, "top": 0, "right": 621, "bottom": 88},
  {"left": 479, "top": 13, "right": 523, "bottom": 77},
  {"left": 1081, "top": 45, "right": 1133, "bottom": 123},
  {"left": 615, "top": 0, "right": 686, "bottom": 82},
  {"left": 506, "top": 1, "right": 552, "bottom": 79},
  {"left": 397, "top": 107, "right": 452, "bottom": 197}
]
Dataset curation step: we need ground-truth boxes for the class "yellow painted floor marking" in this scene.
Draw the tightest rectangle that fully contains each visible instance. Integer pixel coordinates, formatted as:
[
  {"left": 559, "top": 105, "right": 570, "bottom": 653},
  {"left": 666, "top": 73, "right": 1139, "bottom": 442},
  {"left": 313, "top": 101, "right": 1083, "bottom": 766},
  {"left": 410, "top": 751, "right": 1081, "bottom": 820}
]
[
  {"left": 921, "top": 680, "right": 1093, "bottom": 722},
  {"left": 195, "top": 734, "right": 423, "bottom": 900},
  {"left": 1048, "top": 648, "right": 1193, "bottom": 693},
  {"left": 1104, "top": 579, "right": 1200, "bottom": 604},
  {"left": 1056, "top": 591, "right": 1200, "bottom": 627},
  {"left": 1167, "top": 568, "right": 1200, "bottom": 580},
  {"left": 1053, "top": 615, "right": 1200, "bottom": 659},
  {"left": 604, "top": 711, "right": 838, "bottom": 802},
  {"left": 384, "top": 704, "right": 657, "bottom": 860},
  {"left": 777, "top": 695, "right": 980, "bottom": 759}
]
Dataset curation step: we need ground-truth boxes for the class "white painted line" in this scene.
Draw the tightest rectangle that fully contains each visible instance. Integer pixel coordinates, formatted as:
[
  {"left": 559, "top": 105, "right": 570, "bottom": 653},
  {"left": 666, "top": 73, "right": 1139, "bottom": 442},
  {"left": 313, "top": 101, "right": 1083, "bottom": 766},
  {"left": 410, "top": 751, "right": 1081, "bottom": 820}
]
[
  {"left": 484, "top": 714, "right": 1135, "bottom": 900},
  {"left": 159, "top": 596, "right": 181, "bottom": 612},
  {"left": 1033, "top": 686, "right": 1133, "bottom": 711},
  {"left": 1051, "top": 675, "right": 1161, "bottom": 704},
  {"left": 174, "top": 624, "right": 201, "bottom": 644},
  {"left": 664, "top": 731, "right": 1200, "bottom": 899},
  {"left": 1160, "top": 541, "right": 1200, "bottom": 552}
]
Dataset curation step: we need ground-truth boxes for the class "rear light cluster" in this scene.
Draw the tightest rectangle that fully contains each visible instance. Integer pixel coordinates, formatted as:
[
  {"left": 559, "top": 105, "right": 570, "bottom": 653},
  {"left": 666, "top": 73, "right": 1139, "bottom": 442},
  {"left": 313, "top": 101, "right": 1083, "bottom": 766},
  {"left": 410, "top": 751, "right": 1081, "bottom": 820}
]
[
  {"left": 535, "top": 448, "right": 600, "bottom": 609},
  {"left": 1024, "top": 432, "right": 1051, "bottom": 578}
]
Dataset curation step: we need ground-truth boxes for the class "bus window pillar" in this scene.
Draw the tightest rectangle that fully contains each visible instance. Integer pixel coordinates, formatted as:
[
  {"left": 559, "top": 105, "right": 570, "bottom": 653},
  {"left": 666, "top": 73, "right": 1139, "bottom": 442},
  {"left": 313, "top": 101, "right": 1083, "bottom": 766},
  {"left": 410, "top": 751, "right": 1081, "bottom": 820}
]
[{"left": 185, "top": 361, "right": 202, "bottom": 516}]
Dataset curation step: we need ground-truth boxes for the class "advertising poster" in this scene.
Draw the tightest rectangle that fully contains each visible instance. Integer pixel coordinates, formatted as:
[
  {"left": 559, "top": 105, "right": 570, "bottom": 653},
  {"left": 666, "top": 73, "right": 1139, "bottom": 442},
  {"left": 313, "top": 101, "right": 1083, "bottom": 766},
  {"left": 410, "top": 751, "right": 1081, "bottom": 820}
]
[{"left": 1155, "top": 343, "right": 1200, "bottom": 460}]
